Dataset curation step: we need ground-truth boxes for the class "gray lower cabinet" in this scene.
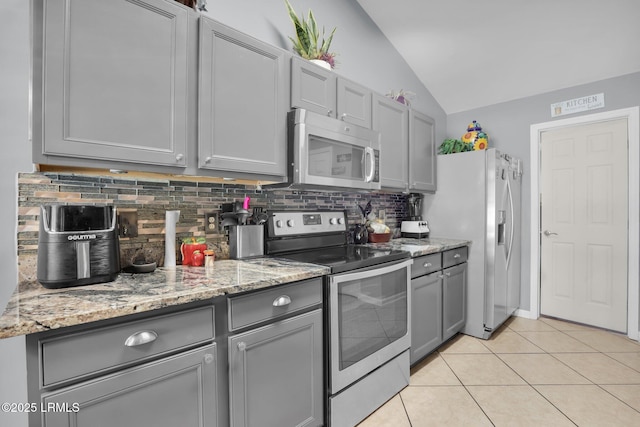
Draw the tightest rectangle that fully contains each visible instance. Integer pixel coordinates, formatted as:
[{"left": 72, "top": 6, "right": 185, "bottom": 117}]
[
  {"left": 27, "top": 304, "right": 218, "bottom": 427},
  {"left": 443, "top": 263, "right": 467, "bottom": 341},
  {"left": 198, "top": 18, "right": 288, "bottom": 177},
  {"left": 411, "top": 271, "right": 442, "bottom": 361},
  {"left": 33, "top": 0, "right": 194, "bottom": 170},
  {"left": 410, "top": 248, "right": 467, "bottom": 365},
  {"left": 42, "top": 344, "right": 218, "bottom": 427},
  {"left": 408, "top": 110, "right": 437, "bottom": 192},
  {"left": 227, "top": 278, "right": 324, "bottom": 427},
  {"left": 228, "top": 309, "right": 323, "bottom": 427},
  {"left": 372, "top": 93, "right": 409, "bottom": 190}
]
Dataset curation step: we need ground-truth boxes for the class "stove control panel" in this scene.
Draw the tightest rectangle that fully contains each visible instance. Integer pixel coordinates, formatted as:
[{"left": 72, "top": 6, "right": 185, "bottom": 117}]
[{"left": 269, "top": 211, "right": 347, "bottom": 237}]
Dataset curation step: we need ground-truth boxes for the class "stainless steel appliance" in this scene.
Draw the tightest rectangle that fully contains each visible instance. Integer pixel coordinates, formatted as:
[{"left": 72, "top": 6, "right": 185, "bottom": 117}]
[
  {"left": 265, "top": 210, "right": 412, "bottom": 427},
  {"left": 276, "top": 109, "right": 381, "bottom": 191},
  {"left": 228, "top": 224, "right": 264, "bottom": 259},
  {"left": 37, "top": 204, "right": 120, "bottom": 288},
  {"left": 401, "top": 193, "right": 430, "bottom": 238},
  {"left": 424, "top": 148, "right": 522, "bottom": 339}
]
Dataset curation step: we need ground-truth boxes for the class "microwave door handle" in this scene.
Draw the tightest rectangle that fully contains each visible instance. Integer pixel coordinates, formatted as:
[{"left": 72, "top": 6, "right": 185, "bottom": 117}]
[{"left": 364, "top": 147, "right": 375, "bottom": 183}]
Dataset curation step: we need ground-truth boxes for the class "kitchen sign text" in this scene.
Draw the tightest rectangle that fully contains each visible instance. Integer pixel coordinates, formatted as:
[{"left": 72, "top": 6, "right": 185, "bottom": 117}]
[{"left": 550, "top": 93, "right": 605, "bottom": 117}]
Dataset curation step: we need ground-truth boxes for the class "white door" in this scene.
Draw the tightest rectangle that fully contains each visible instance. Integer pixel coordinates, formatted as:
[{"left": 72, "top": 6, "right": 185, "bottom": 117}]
[{"left": 540, "top": 118, "right": 628, "bottom": 332}]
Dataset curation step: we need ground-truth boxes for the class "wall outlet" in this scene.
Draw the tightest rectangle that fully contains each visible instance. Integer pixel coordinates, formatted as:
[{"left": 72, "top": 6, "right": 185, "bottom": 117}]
[
  {"left": 204, "top": 212, "right": 220, "bottom": 234},
  {"left": 118, "top": 210, "right": 138, "bottom": 238}
]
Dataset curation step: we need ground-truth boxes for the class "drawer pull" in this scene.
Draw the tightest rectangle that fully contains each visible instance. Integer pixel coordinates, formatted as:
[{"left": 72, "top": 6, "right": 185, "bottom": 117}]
[
  {"left": 124, "top": 330, "right": 158, "bottom": 347},
  {"left": 272, "top": 295, "right": 292, "bottom": 307},
  {"left": 204, "top": 353, "right": 214, "bottom": 364},
  {"left": 423, "top": 262, "right": 432, "bottom": 268},
  {"left": 237, "top": 342, "right": 247, "bottom": 352},
  {"left": 453, "top": 253, "right": 461, "bottom": 259},
  {"left": 445, "top": 272, "right": 451, "bottom": 277}
]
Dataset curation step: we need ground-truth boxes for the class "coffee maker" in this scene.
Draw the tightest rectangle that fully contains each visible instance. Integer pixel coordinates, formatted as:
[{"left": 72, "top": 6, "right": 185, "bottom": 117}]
[
  {"left": 401, "top": 193, "right": 430, "bottom": 238},
  {"left": 37, "top": 204, "right": 120, "bottom": 288}
]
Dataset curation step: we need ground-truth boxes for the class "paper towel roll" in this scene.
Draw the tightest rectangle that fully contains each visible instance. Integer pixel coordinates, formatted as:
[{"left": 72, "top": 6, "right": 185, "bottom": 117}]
[{"left": 164, "top": 210, "right": 180, "bottom": 267}]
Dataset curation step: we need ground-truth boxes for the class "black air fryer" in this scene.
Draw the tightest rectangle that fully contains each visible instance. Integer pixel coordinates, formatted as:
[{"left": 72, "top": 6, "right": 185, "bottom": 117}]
[{"left": 37, "top": 204, "right": 120, "bottom": 288}]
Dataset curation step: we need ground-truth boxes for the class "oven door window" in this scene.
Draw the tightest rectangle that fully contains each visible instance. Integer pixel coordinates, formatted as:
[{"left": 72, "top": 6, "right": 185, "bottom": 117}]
[{"left": 336, "top": 266, "right": 408, "bottom": 370}]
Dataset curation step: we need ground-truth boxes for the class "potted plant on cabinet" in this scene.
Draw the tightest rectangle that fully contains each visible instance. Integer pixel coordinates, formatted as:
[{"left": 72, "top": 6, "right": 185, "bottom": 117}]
[{"left": 285, "top": 0, "right": 337, "bottom": 69}]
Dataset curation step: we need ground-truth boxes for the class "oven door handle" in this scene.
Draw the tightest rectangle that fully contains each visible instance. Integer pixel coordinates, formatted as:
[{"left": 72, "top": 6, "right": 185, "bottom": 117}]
[{"left": 329, "top": 258, "right": 413, "bottom": 286}]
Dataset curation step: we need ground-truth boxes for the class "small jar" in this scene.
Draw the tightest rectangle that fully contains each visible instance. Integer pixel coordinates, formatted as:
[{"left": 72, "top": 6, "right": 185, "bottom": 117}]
[{"left": 204, "top": 250, "right": 215, "bottom": 268}]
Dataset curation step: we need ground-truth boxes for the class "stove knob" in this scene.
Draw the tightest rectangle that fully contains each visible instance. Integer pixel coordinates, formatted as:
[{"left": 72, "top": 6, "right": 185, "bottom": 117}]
[
  {"left": 287, "top": 219, "right": 295, "bottom": 227},
  {"left": 275, "top": 220, "right": 283, "bottom": 228},
  {"left": 330, "top": 217, "right": 338, "bottom": 225},
  {"left": 337, "top": 217, "right": 344, "bottom": 225}
]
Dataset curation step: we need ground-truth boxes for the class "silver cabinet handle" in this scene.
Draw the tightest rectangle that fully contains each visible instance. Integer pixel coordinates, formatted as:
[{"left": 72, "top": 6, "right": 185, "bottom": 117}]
[
  {"left": 438, "top": 274, "right": 445, "bottom": 279},
  {"left": 237, "top": 342, "right": 246, "bottom": 352},
  {"left": 340, "top": 113, "right": 347, "bottom": 120},
  {"left": 423, "top": 262, "right": 432, "bottom": 268},
  {"left": 327, "top": 109, "right": 333, "bottom": 116},
  {"left": 445, "top": 272, "right": 451, "bottom": 277},
  {"left": 204, "top": 353, "right": 214, "bottom": 364},
  {"left": 273, "top": 295, "right": 292, "bottom": 307},
  {"left": 543, "top": 230, "right": 558, "bottom": 236},
  {"left": 124, "top": 330, "right": 158, "bottom": 347},
  {"left": 205, "top": 156, "right": 212, "bottom": 163},
  {"left": 453, "top": 253, "right": 461, "bottom": 259},
  {"left": 176, "top": 153, "right": 184, "bottom": 162}
]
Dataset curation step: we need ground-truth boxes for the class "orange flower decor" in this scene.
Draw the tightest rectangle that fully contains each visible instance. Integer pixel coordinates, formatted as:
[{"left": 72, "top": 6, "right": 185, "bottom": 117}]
[
  {"left": 461, "top": 120, "right": 489, "bottom": 151},
  {"left": 473, "top": 138, "right": 488, "bottom": 151}
]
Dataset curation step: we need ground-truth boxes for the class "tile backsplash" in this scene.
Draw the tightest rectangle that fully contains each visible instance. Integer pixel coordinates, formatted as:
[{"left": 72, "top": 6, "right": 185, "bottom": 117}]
[{"left": 17, "top": 172, "right": 410, "bottom": 268}]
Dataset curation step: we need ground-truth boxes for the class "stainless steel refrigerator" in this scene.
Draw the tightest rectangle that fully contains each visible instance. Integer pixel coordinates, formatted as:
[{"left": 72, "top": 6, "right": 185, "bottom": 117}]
[{"left": 423, "top": 148, "right": 523, "bottom": 339}]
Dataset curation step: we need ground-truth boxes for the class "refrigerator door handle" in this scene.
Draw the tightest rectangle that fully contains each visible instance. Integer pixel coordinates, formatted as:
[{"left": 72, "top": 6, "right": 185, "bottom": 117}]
[{"left": 505, "top": 175, "right": 515, "bottom": 270}]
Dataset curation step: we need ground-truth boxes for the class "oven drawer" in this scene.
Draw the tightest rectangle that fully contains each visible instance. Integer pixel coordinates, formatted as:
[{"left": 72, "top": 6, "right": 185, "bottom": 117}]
[
  {"left": 228, "top": 277, "right": 322, "bottom": 331},
  {"left": 39, "top": 305, "right": 215, "bottom": 387},
  {"left": 443, "top": 246, "right": 468, "bottom": 268},
  {"left": 411, "top": 253, "right": 442, "bottom": 278}
]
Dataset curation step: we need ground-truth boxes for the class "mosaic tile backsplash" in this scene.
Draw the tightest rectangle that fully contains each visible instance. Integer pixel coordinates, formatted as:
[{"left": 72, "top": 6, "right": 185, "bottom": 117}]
[{"left": 17, "top": 172, "right": 410, "bottom": 269}]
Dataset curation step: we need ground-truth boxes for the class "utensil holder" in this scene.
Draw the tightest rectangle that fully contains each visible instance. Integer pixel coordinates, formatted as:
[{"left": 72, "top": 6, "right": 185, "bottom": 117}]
[{"left": 229, "top": 225, "right": 264, "bottom": 259}]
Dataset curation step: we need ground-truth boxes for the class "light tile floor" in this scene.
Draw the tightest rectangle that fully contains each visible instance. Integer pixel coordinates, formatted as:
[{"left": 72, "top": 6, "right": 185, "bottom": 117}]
[{"left": 357, "top": 316, "right": 640, "bottom": 426}]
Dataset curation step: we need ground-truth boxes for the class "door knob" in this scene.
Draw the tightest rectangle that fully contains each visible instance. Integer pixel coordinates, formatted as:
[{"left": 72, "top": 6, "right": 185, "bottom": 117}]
[{"left": 543, "top": 230, "right": 558, "bottom": 236}]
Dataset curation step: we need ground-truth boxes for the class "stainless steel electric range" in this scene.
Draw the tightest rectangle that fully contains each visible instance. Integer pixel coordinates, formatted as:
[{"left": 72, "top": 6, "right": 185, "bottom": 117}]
[{"left": 265, "top": 210, "right": 412, "bottom": 427}]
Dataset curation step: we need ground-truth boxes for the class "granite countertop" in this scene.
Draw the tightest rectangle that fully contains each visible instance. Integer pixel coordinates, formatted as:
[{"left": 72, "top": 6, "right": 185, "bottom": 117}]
[
  {"left": 0, "top": 258, "right": 329, "bottom": 339},
  {"left": 365, "top": 237, "right": 471, "bottom": 257}
]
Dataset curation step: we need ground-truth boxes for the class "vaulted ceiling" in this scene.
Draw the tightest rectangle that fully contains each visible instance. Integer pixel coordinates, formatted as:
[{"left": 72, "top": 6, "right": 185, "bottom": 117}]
[{"left": 357, "top": 0, "right": 640, "bottom": 113}]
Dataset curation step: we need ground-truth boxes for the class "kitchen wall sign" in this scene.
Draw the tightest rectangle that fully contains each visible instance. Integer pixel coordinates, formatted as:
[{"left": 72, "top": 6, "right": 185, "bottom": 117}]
[{"left": 550, "top": 93, "right": 605, "bottom": 117}]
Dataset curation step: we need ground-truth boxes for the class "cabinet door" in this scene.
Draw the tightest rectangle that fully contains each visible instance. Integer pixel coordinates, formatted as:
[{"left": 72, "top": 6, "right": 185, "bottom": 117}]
[
  {"left": 408, "top": 110, "right": 437, "bottom": 192},
  {"left": 291, "top": 56, "right": 337, "bottom": 117},
  {"left": 229, "top": 309, "right": 323, "bottom": 427},
  {"left": 199, "top": 18, "right": 287, "bottom": 177},
  {"left": 337, "top": 78, "right": 372, "bottom": 128},
  {"left": 443, "top": 263, "right": 467, "bottom": 341},
  {"left": 38, "top": 0, "right": 190, "bottom": 167},
  {"left": 42, "top": 344, "right": 218, "bottom": 427},
  {"left": 410, "top": 272, "right": 443, "bottom": 365},
  {"left": 373, "top": 94, "right": 409, "bottom": 190}
]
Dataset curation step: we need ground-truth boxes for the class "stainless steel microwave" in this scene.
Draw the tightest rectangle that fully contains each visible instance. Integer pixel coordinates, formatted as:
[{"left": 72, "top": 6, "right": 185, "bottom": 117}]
[{"left": 282, "top": 109, "right": 381, "bottom": 191}]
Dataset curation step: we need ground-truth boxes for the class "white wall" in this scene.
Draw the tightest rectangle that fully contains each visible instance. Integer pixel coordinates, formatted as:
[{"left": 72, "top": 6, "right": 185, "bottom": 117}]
[
  {"left": 447, "top": 72, "right": 640, "bottom": 320},
  {"left": 0, "top": 1, "right": 32, "bottom": 426}
]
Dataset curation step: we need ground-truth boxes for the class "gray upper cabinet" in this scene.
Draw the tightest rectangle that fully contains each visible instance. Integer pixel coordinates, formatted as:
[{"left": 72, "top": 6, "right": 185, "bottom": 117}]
[
  {"left": 291, "top": 57, "right": 337, "bottom": 117},
  {"left": 373, "top": 94, "right": 409, "bottom": 190},
  {"left": 336, "top": 78, "right": 372, "bottom": 128},
  {"left": 409, "top": 109, "right": 437, "bottom": 192},
  {"left": 33, "top": 0, "right": 193, "bottom": 169},
  {"left": 198, "top": 18, "right": 288, "bottom": 177},
  {"left": 291, "top": 57, "right": 372, "bottom": 128}
]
